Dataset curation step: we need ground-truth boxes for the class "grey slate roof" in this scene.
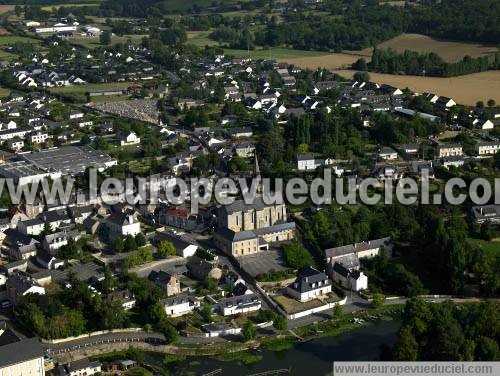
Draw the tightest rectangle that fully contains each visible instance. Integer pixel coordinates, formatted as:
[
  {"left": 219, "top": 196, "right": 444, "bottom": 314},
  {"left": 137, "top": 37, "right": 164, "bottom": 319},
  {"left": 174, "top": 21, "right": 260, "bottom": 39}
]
[
  {"left": 218, "top": 293, "right": 260, "bottom": 308},
  {"left": 289, "top": 266, "right": 331, "bottom": 293},
  {"left": 253, "top": 221, "right": 295, "bottom": 236},
  {"left": 0, "top": 337, "right": 44, "bottom": 368},
  {"left": 215, "top": 227, "right": 257, "bottom": 242},
  {"left": 324, "top": 237, "right": 391, "bottom": 259},
  {"left": 218, "top": 196, "right": 269, "bottom": 215}
]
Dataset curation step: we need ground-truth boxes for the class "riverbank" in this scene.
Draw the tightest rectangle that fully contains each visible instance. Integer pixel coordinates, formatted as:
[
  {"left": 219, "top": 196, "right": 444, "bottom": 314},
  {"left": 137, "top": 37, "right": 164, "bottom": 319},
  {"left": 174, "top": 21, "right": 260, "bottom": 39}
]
[
  {"left": 88, "top": 304, "right": 404, "bottom": 369},
  {"left": 146, "top": 316, "right": 403, "bottom": 375}
]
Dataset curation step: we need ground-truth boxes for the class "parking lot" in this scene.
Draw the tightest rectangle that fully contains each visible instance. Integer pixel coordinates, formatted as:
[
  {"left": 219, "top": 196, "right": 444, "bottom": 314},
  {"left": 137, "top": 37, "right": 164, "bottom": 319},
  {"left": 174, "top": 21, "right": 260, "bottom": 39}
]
[{"left": 237, "top": 249, "right": 288, "bottom": 278}]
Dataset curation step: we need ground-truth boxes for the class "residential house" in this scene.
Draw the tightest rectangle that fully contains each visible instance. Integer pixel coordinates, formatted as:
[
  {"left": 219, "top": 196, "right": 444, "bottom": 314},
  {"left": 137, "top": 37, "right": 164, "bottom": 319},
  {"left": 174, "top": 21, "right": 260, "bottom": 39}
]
[
  {"left": 7, "top": 138, "right": 24, "bottom": 152},
  {"left": 227, "top": 127, "right": 253, "bottom": 139},
  {"left": 216, "top": 293, "right": 262, "bottom": 316},
  {"left": 148, "top": 270, "right": 182, "bottom": 296},
  {"left": 106, "top": 211, "right": 141, "bottom": 238},
  {"left": 325, "top": 237, "right": 391, "bottom": 264},
  {"left": 107, "top": 289, "right": 136, "bottom": 310},
  {"left": 202, "top": 323, "right": 241, "bottom": 338},
  {"left": 42, "top": 230, "right": 81, "bottom": 254},
  {"left": 36, "top": 251, "right": 64, "bottom": 270},
  {"left": 435, "top": 97, "right": 456, "bottom": 110},
  {"left": 331, "top": 260, "right": 368, "bottom": 292},
  {"left": 476, "top": 141, "right": 500, "bottom": 155},
  {"left": 297, "top": 155, "right": 319, "bottom": 171},
  {"left": 162, "top": 295, "right": 200, "bottom": 317},
  {"left": 286, "top": 267, "right": 332, "bottom": 302},
  {"left": 187, "top": 256, "right": 222, "bottom": 280},
  {"left": 399, "top": 144, "right": 420, "bottom": 155},
  {"left": 155, "top": 232, "right": 198, "bottom": 258},
  {"left": 471, "top": 204, "right": 500, "bottom": 224},
  {"left": 56, "top": 359, "right": 102, "bottom": 376},
  {"left": 378, "top": 147, "right": 398, "bottom": 160},
  {"left": 6, "top": 272, "right": 45, "bottom": 306},
  {"left": 0, "top": 327, "right": 45, "bottom": 376},
  {"left": 436, "top": 143, "right": 463, "bottom": 158},
  {"left": 2, "top": 229, "right": 39, "bottom": 260},
  {"left": 119, "top": 131, "right": 140, "bottom": 146},
  {"left": 158, "top": 206, "right": 198, "bottom": 230},
  {"left": 1, "top": 259, "right": 28, "bottom": 275}
]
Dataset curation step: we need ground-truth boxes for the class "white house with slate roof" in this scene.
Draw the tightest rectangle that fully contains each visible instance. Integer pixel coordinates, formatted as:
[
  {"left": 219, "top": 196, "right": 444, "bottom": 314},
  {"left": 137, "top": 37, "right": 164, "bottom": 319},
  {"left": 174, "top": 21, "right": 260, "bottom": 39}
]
[
  {"left": 106, "top": 211, "right": 141, "bottom": 237},
  {"left": 216, "top": 293, "right": 262, "bottom": 316},
  {"left": 286, "top": 267, "right": 332, "bottom": 302},
  {"left": 162, "top": 295, "right": 200, "bottom": 317},
  {"left": 324, "top": 237, "right": 391, "bottom": 264},
  {"left": 0, "top": 324, "right": 45, "bottom": 376}
]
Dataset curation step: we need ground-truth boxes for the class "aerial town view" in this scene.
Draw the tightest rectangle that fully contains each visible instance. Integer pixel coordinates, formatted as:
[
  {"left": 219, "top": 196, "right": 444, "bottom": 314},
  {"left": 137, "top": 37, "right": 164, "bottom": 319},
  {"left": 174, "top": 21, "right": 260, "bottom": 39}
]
[{"left": 0, "top": 0, "right": 498, "bottom": 375}]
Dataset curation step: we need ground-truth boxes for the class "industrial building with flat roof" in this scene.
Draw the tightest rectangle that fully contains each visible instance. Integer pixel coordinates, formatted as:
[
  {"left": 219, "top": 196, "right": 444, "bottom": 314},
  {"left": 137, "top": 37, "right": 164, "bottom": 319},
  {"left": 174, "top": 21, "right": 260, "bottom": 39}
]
[
  {"left": 0, "top": 160, "right": 62, "bottom": 185},
  {"left": 19, "top": 146, "right": 117, "bottom": 175}
]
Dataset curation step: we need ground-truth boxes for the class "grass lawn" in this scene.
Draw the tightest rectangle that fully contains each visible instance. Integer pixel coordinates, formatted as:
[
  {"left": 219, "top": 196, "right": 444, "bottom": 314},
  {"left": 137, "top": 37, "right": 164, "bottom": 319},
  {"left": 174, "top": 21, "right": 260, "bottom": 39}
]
[
  {"left": 224, "top": 47, "right": 329, "bottom": 60},
  {"left": 49, "top": 81, "right": 135, "bottom": 95},
  {"left": 128, "top": 159, "right": 152, "bottom": 175},
  {"left": 0, "top": 36, "right": 40, "bottom": 45},
  {"left": 71, "top": 34, "right": 147, "bottom": 49},
  {"left": 0, "top": 86, "right": 11, "bottom": 97},
  {"left": 186, "top": 30, "right": 218, "bottom": 47},
  {"left": 41, "top": 2, "right": 102, "bottom": 11},
  {"left": 272, "top": 293, "right": 340, "bottom": 314},
  {"left": 468, "top": 238, "right": 500, "bottom": 253}
]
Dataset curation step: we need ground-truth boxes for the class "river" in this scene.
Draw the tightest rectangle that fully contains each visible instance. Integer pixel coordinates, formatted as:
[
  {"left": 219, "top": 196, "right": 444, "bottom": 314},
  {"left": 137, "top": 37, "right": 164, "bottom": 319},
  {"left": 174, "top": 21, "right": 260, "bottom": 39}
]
[{"left": 148, "top": 319, "right": 401, "bottom": 375}]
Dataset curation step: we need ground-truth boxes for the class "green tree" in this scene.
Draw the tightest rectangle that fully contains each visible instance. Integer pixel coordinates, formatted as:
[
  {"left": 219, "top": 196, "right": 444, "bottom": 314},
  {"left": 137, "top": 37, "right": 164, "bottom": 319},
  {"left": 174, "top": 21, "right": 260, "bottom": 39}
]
[
  {"left": 41, "top": 222, "right": 53, "bottom": 236},
  {"left": 242, "top": 320, "right": 257, "bottom": 342},
  {"left": 157, "top": 240, "right": 176, "bottom": 258},
  {"left": 201, "top": 303, "right": 212, "bottom": 323},
  {"left": 333, "top": 303, "right": 343, "bottom": 318},
  {"left": 114, "top": 236, "right": 125, "bottom": 253},
  {"left": 475, "top": 336, "right": 500, "bottom": 360},
  {"left": 126, "top": 347, "right": 145, "bottom": 363},
  {"left": 162, "top": 322, "right": 178, "bottom": 344},
  {"left": 392, "top": 326, "right": 419, "bottom": 360},
  {"left": 282, "top": 242, "right": 314, "bottom": 269},
  {"left": 135, "top": 233, "right": 147, "bottom": 247},
  {"left": 273, "top": 315, "right": 287, "bottom": 331},
  {"left": 487, "top": 99, "right": 496, "bottom": 107},
  {"left": 124, "top": 234, "right": 137, "bottom": 251},
  {"left": 372, "top": 293, "right": 385, "bottom": 309},
  {"left": 100, "top": 30, "right": 112, "bottom": 45}
]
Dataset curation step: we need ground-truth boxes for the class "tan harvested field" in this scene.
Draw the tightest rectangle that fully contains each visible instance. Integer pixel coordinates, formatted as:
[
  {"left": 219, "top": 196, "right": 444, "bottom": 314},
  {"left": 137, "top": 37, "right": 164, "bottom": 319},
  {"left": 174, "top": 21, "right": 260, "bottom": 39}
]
[
  {"left": 344, "top": 34, "right": 499, "bottom": 63},
  {"left": 279, "top": 53, "right": 361, "bottom": 70},
  {"left": 333, "top": 69, "right": 500, "bottom": 106},
  {"left": 0, "top": 5, "right": 14, "bottom": 14}
]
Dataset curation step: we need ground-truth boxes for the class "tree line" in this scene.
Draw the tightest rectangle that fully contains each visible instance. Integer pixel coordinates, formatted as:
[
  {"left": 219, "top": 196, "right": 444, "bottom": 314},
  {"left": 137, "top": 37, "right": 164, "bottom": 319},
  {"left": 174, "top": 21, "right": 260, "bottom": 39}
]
[
  {"left": 388, "top": 299, "right": 499, "bottom": 361},
  {"left": 362, "top": 49, "right": 500, "bottom": 77}
]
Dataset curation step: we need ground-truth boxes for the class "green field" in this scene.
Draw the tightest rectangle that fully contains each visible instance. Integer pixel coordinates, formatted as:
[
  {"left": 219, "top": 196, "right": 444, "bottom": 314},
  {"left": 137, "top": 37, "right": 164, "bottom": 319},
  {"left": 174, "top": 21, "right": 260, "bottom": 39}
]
[
  {"left": 0, "top": 36, "right": 40, "bottom": 45},
  {"left": 49, "top": 81, "right": 135, "bottom": 94},
  {"left": 0, "top": 86, "right": 11, "bottom": 96},
  {"left": 186, "top": 30, "right": 218, "bottom": 47},
  {"left": 160, "top": 0, "right": 220, "bottom": 12},
  {"left": 41, "top": 1, "right": 102, "bottom": 11},
  {"left": 223, "top": 47, "right": 329, "bottom": 59},
  {"left": 71, "top": 34, "right": 147, "bottom": 49}
]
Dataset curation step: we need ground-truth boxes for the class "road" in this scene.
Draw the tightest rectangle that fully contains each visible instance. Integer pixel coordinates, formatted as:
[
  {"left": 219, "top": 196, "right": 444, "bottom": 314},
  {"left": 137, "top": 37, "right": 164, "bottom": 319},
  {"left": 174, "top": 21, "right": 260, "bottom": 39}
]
[{"left": 44, "top": 329, "right": 227, "bottom": 357}]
